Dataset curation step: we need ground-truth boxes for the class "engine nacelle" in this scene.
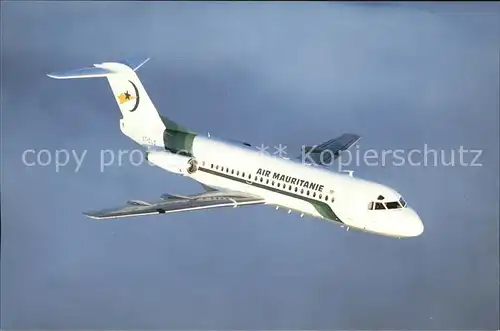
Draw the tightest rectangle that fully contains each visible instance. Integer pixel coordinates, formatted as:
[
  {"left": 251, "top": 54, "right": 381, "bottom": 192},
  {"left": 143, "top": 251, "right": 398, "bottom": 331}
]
[{"left": 146, "top": 151, "right": 198, "bottom": 175}]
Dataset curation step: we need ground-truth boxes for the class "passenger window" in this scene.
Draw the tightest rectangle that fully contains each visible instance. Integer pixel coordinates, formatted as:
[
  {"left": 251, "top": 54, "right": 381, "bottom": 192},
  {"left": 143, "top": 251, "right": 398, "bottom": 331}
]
[
  {"left": 216, "top": 165, "right": 219, "bottom": 170},
  {"left": 242, "top": 172, "right": 245, "bottom": 177},
  {"left": 266, "top": 179, "right": 269, "bottom": 184},
  {"left": 375, "top": 203, "right": 385, "bottom": 210},
  {"left": 300, "top": 189, "right": 304, "bottom": 194},
  {"left": 211, "top": 164, "right": 213, "bottom": 169},
  {"left": 260, "top": 177, "right": 263, "bottom": 182},
  {"left": 325, "top": 195, "right": 329, "bottom": 201},
  {"left": 272, "top": 181, "right": 275, "bottom": 186},
  {"left": 289, "top": 185, "right": 292, "bottom": 190},
  {"left": 277, "top": 183, "right": 281, "bottom": 188},
  {"left": 306, "top": 190, "right": 310, "bottom": 196},
  {"left": 254, "top": 176, "right": 257, "bottom": 181},
  {"left": 313, "top": 192, "right": 316, "bottom": 198},
  {"left": 331, "top": 197, "right": 335, "bottom": 203},
  {"left": 231, "top": 169, "right": 234, "bottom": 174},
  {"left": 295, "top": 187, "right": 298, "bottom": 192},
  {"left": 319, "top": 194, "right": 322, "bottom": 199}
]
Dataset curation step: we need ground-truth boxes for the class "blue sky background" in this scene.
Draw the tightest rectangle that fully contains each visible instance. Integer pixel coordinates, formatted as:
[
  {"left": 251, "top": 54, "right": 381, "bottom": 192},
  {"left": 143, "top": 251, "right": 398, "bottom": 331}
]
[{"left": 2, "top": 2, "right": 499, "bottom": 330}]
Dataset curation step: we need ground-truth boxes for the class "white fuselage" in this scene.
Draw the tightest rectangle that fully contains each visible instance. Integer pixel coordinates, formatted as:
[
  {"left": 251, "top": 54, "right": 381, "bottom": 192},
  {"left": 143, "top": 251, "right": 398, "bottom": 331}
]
[
  {"left": 142, "top": 133, "right": 424, "bottom": 238},
  {"left": 47, "top": 57, "right": 424, "bottom": 238}
]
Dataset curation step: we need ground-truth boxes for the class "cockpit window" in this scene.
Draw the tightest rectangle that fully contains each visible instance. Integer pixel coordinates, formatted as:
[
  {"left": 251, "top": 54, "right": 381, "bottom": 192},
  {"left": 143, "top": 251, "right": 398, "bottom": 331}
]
[
  {"left": 369, "top": 196, "right": 408, "bottom": 210},
  {"left": 399, "top": 197, "right": 407, "bottom": 207},
  {"left": 385, "top": 201, "right": 402, "bottom": 209}
]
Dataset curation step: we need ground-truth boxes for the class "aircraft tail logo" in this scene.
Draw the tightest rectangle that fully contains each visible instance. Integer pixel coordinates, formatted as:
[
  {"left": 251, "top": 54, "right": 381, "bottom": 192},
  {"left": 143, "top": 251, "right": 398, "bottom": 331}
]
[{"left": 117, "top": 80, "right": 140, "bottom": 112}]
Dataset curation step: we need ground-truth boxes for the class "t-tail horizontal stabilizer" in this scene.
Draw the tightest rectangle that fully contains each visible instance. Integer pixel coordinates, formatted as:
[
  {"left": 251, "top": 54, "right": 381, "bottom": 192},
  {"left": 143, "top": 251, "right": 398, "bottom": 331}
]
[{"left": 47, "top": 57, "right": 150, "bottom": 79}]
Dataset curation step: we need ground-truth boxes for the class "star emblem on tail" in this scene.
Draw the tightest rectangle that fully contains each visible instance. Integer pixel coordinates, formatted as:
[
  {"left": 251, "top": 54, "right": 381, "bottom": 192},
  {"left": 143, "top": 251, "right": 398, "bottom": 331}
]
[{"left": 118, "top": 90, "right": 136, "bottom": 104}]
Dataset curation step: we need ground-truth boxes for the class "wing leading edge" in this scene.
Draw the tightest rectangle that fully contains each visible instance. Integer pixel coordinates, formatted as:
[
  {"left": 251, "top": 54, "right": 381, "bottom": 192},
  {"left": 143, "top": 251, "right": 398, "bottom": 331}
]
[
  {"left": 297, "top": 133, "right": 361, "bottom": 165},
  {"left": 84, "top": 191, "right": 265, "bottom": 220}
]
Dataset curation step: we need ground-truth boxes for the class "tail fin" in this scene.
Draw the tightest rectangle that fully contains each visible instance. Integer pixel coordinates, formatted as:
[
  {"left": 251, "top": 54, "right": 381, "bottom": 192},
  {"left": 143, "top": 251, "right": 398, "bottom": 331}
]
[{"left": 47, "top": 58, "right": 191, "bottom": 146}]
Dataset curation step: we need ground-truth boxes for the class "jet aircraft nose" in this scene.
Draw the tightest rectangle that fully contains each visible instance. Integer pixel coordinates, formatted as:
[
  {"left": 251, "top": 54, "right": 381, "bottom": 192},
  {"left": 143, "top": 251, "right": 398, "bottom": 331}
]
[{"left": 401, "top": 207, "right": 424, "bottom": 237}]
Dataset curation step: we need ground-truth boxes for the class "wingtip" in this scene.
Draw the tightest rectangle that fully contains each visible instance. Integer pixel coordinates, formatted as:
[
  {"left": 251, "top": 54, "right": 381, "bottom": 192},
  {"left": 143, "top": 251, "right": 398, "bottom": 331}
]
[{"left": 82, "top": 212, "right": 101, "bottom": 220}]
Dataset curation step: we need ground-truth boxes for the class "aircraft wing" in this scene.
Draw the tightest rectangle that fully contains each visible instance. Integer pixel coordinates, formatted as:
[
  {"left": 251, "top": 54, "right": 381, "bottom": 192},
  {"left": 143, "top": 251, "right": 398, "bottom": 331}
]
[
  {"left": 84, "top": 191, "right": 266, "bottom": 220},
  {"left": 297, "top": 133, "right": 361, "bottom": 165}
]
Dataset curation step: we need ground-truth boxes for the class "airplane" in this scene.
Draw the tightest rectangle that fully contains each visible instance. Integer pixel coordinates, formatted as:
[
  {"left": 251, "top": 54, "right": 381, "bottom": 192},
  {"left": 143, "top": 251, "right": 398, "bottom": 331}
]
[{"left": 47, "top": 57, "right": 424, "bottom": 238}]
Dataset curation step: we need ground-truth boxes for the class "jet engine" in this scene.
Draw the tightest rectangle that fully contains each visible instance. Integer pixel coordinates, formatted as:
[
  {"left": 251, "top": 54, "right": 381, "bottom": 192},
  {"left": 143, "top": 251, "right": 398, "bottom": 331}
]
[{"left": 146, "top": 151, "right": 198, "bottom": 175}]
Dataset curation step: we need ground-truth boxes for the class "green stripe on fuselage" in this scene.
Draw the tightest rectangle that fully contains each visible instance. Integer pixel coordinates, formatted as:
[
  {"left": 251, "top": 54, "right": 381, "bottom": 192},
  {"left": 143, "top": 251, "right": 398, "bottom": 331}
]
[{"left": 199, "top": 167, "right": 341, "bottom": 223}]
